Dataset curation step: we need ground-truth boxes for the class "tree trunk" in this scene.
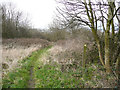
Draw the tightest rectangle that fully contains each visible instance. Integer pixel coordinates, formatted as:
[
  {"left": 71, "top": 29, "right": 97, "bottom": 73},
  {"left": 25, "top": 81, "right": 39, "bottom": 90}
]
[
  {"left": 104, "top": 1, "right": 114, "bottom": 73},
  {"left": 91, "top": 28, "right": 105, "bottom": 67},
  {"left": 110, "top": 20, "right": 115, "bottom": 66},
  {"left": 96, "top": 40, "right": 105, "bottom": 67},
  {"left": 105, "top": 30, "right": 111, "bottom": 73}
]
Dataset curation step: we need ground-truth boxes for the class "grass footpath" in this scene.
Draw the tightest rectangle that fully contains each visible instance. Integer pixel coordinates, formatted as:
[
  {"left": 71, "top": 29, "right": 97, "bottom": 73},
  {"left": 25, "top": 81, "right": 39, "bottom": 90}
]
[
  {"left": 2, "top": 46, "right": 52, "bottom": 88},
  {"left": 3, "top": 45, "right": 112, "bottom": 88},
  {"left": 2, "top": 45, "right": 87, "bottom": 88}
]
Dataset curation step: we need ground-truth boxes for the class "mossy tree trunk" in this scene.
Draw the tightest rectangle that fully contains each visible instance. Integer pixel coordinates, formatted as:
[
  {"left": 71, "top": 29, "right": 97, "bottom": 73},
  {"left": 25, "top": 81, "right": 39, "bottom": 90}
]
[
  {"left": 104, "top": 29, "right": 111, "bottom": 73},
  {"left": 84, "top": 0, "right": 105, "bottom": 67},
  {"left": 85, "top": 0, "right": 114, "bottom": 73},
  {"left": 104, "top": 1, "right": 115, "bottom": 73},
  {"left": 91, "top": 28, "right": 105, "bottom": 67}
]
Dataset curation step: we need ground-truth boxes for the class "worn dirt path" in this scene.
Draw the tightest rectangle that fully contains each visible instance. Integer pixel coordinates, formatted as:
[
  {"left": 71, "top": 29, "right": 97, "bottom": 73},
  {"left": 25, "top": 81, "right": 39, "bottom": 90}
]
[{"left": 28, "top": 66, "right": 35, "bottom": 88}]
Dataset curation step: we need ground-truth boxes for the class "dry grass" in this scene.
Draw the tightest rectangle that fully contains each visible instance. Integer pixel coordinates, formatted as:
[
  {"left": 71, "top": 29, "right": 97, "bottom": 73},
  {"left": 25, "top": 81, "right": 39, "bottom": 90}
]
[
  {"left": 48, "top": 38, "right": 93, "bottom": 64},
  {"left": 2, "top": 37, "right": 117, "bottom": 88},
  {"left": 45, "top": 38, "right": 117, "bottom": 88},
  {"left": 2, "top": 38, "right": 50, "bottom": 76}
]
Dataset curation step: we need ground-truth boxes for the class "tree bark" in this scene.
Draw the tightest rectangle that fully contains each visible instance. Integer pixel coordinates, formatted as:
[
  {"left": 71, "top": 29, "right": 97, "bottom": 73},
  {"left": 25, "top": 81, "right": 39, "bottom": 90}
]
[
  {"left": 105, "top": 30, "right": 111, "bottom": 73},
  {"left": 91, "top": 28, "right": 105, "bottom": 67},
  {"left": 85, "top": 0, "right": 105, "bottom": 67},
  {"left": 104, "top": 1, "right": 115, "bottom": 73},
  {"left": 105, "top": 17, "right": 111, "bottom": 73}
]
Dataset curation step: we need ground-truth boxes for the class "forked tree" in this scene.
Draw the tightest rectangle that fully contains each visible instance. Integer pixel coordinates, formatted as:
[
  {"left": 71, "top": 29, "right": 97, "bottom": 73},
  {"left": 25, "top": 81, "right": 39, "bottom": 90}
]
[{"left": 56, "top": 0, "right": 120, "bottom": 74}]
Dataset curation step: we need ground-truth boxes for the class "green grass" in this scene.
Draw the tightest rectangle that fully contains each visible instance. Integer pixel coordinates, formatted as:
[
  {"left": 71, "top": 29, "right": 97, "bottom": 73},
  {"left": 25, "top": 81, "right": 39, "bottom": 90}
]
[
  {"left": 2, "top": 46, "right": 52, "bottom": 88},
  {"left": 34, "top": 60, "right": 102, "bottom": 88},
  {"left": 3, "top": 45, "right": 113, "bottom": 88},
  {"left": 34, "top": 62, "right": 81, "bottom": 88},
  {"left": 34, "top": 59, "right": 94, "bottom": 88},
  {"left": 3, "top": 45, "right": 93, "bottom": 88}
]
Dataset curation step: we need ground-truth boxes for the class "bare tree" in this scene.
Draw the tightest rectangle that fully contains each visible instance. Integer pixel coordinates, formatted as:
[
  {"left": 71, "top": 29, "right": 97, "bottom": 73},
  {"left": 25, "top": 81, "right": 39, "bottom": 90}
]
[
  {"left": 1, "top": 2, "right": 32, "bottom": 38},
  {"left": 56, "top": 0, "right": 120, "bottom": 73}
]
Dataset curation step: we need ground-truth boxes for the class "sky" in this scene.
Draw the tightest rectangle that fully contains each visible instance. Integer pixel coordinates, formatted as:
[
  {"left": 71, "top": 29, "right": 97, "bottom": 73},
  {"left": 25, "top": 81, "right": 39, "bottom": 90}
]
[{"left": 0, "top": 0, "right": 57, "bottom": 29}]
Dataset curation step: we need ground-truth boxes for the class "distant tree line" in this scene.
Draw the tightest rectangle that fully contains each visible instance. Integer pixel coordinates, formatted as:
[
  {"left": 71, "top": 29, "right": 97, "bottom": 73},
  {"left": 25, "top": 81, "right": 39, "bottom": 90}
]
[
  {"left": 0, "top": 2, "right": 93, "bottom": 42},
  {"left": 0, "top": 3, "right": 42, "bottom": 38}
]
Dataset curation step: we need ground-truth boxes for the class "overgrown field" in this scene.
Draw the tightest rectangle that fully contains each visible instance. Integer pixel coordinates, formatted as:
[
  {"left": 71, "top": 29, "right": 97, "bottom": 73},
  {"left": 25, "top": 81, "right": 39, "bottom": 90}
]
[
  {"left": 2, "top": 38, "right": 117, "bottom": 88},
  {"left": 2, "top": 38, "right": 50, "bottom": 77},
  {"left": 2, "top": 46, "right": 51, "bottom": 88}
]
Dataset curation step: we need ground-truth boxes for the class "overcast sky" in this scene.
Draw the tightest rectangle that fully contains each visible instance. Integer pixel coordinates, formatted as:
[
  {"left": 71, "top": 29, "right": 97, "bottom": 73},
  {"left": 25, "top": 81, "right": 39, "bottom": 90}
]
[{"left": 0, "top": 0, "right": 57, "bottom": 29}]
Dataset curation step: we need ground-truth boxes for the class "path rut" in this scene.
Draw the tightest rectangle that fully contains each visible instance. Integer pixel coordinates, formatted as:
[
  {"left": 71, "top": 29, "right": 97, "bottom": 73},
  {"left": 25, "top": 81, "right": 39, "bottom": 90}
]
[{"left": 28, "top": 66, "right": 35, "bottom": 88}]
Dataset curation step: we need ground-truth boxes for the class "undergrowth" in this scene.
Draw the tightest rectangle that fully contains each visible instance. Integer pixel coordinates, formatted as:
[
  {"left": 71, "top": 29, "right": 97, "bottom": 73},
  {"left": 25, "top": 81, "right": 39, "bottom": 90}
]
[
  {"left": 34, "top": 60, "right": 117, "bottom": 88},
  {"left": 34, "top": 58, "right": 102, "bottom": 88}
]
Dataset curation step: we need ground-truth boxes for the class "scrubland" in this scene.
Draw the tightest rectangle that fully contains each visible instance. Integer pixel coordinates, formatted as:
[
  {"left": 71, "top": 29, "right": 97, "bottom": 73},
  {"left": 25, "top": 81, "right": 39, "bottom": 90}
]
[{"left": 2, "top": 30, "right": 118, "bottom": 88}]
